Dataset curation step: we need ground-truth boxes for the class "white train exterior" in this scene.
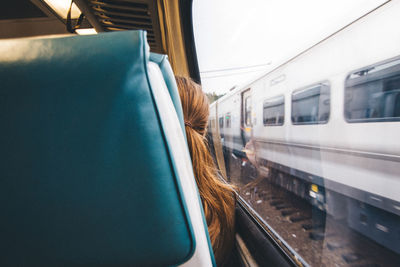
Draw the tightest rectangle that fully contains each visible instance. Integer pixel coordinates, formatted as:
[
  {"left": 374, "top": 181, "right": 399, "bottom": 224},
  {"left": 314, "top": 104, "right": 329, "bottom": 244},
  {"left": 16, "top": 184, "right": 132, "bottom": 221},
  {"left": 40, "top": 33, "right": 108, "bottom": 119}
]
[{"left": 209, "top": 1, "right": 400, "bottom": 254}]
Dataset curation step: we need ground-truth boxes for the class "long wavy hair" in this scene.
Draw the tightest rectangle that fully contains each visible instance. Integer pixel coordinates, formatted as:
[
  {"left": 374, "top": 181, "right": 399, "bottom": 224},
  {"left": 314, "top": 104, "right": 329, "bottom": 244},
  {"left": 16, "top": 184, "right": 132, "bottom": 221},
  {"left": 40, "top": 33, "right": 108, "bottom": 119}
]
[{"left": 175, "top": 76, "right": 235, "bottom": 266}]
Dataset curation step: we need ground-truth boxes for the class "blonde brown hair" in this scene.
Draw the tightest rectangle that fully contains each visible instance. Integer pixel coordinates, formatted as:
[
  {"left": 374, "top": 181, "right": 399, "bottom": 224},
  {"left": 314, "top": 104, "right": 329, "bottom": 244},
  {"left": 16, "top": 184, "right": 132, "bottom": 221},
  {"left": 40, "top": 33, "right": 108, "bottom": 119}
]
[{"left": 175, "top": 76, "right": 235, "bottom": 266}]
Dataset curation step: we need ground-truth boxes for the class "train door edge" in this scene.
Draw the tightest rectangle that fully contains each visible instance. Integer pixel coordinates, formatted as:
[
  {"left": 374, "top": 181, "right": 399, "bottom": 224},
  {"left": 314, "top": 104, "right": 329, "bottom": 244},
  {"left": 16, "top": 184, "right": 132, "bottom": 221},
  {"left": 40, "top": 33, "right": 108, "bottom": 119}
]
[{"left": 240, "top": 89, "right": 252, "bottom": 152}]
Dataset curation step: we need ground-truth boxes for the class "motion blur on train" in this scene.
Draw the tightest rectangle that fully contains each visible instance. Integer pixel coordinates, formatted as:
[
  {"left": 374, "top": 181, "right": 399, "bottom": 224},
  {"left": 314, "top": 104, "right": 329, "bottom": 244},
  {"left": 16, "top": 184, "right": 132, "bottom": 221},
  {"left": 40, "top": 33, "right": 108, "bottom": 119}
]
[{"left": 207, "top": 1, "right": 400, "bottom": 266}]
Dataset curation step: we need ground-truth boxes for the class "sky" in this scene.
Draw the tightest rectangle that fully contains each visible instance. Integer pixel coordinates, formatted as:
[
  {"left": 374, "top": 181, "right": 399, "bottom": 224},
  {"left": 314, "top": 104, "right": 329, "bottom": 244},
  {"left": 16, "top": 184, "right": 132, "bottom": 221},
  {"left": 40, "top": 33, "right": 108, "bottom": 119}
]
[{"left": 192, "top": 0, "right": 387, "bottom": 94}]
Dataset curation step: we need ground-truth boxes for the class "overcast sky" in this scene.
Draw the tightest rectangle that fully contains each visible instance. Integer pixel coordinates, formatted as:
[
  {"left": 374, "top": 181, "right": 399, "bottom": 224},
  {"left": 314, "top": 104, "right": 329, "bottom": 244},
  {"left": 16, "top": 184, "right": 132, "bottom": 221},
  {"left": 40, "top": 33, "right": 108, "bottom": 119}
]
[{"left": 192, "top": 0, "right": 387, "bottom": 94}]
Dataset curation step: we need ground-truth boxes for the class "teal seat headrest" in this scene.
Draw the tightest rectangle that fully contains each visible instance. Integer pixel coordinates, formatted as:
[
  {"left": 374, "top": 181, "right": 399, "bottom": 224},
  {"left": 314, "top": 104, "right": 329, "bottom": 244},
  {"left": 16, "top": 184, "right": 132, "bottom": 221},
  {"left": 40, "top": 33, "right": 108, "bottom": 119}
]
[{"left": 150, "top": 53, "right": 186, "bottom": 134}]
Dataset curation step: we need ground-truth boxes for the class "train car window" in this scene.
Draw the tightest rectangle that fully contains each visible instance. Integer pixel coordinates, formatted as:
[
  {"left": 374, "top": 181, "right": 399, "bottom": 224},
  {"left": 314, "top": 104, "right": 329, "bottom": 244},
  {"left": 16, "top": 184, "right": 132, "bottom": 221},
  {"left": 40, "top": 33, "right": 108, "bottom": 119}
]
[
  {"left": 291, "top": 82, "right": 330, "bottom": 124},
  {"left": 210, "top": 118, "right": 216, "bottom": 129},
  {"left": 245, "top": 96, "right": 252, "bottom": 126},
  {"left": 225, "top": 113, "right": 231, "bottom": 128},
  {"left": 263, "top": 95, "right": 284, "bottom": 126},
  {"left": 219, "top": 116, "right": 224, "bottom": 128},
  {"left": 345, "top": 57, "right": 400, "bottom": 122}
]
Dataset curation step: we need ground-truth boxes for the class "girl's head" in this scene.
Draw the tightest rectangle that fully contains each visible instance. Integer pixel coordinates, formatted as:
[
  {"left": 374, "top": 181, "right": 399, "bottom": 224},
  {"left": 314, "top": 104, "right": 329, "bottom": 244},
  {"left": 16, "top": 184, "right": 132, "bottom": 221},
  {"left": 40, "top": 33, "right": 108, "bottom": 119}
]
[
  {"left": 175, "top": 76, "right": 235, "bottom": 266},
  {"left": 175, "top": 76, "right": 209, "bottom": 136}
]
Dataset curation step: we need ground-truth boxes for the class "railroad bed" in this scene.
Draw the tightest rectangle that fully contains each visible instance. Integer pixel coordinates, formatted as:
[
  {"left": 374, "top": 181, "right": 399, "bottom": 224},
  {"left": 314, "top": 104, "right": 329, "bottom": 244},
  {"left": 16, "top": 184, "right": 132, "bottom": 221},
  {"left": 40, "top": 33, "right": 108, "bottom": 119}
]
[{"left": 228, "top": 160, "right": 400, "bottom": 267}]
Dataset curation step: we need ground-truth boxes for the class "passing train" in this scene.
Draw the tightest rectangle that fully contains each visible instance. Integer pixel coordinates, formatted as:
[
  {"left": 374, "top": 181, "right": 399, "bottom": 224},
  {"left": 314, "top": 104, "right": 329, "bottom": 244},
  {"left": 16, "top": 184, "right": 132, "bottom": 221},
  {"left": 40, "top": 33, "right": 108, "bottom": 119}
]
[{"left": 209, "top": 0, "right": 400, "bottom": 255}]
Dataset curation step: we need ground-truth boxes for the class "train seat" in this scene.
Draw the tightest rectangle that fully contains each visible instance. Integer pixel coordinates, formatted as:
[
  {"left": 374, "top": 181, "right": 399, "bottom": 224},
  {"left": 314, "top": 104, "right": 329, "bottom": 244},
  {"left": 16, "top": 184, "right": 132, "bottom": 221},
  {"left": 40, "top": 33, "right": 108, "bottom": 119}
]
[
  {"left": 150, "top": 53, "right": 185, "bottom": 133},
  {"left": 0, "top": 31, "right": 214, "bottom": 266}
]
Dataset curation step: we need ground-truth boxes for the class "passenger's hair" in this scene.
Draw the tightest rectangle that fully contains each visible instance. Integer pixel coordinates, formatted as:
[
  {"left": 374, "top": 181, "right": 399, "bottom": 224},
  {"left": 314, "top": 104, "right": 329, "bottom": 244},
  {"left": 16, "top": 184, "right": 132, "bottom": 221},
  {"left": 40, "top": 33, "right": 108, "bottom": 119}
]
[{"left": 175, "top": 76, "right": 235, "bottom": 266}]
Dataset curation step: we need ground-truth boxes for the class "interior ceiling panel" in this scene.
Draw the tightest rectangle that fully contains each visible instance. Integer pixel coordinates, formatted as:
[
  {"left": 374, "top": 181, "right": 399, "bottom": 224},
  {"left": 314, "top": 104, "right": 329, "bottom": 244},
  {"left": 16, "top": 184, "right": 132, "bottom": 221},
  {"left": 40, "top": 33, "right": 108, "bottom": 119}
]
[{"left": 87, "top": 0, "right": 164, "bottom": 53}]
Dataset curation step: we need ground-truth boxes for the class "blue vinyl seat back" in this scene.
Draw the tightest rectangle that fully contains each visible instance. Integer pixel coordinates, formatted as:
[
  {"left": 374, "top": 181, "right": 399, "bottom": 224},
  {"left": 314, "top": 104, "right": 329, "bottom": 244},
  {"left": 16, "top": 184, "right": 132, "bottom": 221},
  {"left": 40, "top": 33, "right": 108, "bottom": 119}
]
[
  {"left": 149, "top": 53, "right": 217, "bottom": 266},
  {"left": 150, "top": 53, "right": 185, "bottom": 133},
  {"left": 0, "top": 31, "right": 195, "bottom": 266}
]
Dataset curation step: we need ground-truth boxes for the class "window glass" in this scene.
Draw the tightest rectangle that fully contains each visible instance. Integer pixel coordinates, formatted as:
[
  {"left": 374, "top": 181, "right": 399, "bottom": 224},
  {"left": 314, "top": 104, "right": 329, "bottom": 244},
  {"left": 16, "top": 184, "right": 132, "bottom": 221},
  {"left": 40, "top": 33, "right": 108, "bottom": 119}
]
[
  {"left": 194, "top": 1, "right": 400, "bottom": 266},
  {"left": 263, "top": 95, "right": 284, "bottom": 126},
  {"left": 219, "top": 116, "right": 224, "bottom": 128},
  {"left": 225, "top": 113, "right": 231, "bottom": 128},
  {"left": 245, "top": 96, "right": 252, "bottom": 126},
  {"left": 210, "top": 118, "right": 216, "bottom": 129},
  {"left": 292, "top": 83, "right": 330, "bottom": 124},
  {"left": 345, "top": 57, "right": 400, "bottom": 122}
]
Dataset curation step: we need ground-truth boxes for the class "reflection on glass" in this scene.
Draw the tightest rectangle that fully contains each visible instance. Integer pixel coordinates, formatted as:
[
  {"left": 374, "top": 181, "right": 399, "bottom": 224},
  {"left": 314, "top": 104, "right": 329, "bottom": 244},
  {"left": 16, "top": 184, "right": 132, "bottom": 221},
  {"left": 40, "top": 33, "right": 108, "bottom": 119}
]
[
  {"left": 200, "top": 1, "right": 400, "bottom": 265},
  {"left": 208, "top": 57, "right": 400, "bottom": 266}
]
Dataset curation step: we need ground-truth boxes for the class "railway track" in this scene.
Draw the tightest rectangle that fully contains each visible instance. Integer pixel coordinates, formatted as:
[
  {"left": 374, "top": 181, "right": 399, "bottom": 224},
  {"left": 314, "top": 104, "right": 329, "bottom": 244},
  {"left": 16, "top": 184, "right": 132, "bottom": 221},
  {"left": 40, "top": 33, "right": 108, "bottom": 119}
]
[{"left": 229, "top": 160, "right": 400, "bottom": 267}]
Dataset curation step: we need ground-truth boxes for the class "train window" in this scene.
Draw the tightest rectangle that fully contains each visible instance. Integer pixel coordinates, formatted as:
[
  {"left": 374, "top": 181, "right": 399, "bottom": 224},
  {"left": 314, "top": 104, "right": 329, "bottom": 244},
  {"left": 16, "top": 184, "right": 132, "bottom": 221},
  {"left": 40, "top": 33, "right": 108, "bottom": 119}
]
[
  {"left": 263, "top": 95, "right": 284, "bottom": 126},
  {"left": 219, "top": 116, "right": 224, "bottom": 128},
  {"left": 291, "top": 82, "right": 330, "bottom": 124},
  {"left": 195, "top": 1, "right": 400, "bottom": 266},
  {"left": 244, "top": 96, "right": 252, "bottom": 126},
  {"left": 345, "top": 57, "right": 400, "bottom": 122},
  {"left": 210, "top": 118, "right": 216, "bottom": 129},
  {"left": 225, "top": 113, "right": 231, "bottom": 128}
]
